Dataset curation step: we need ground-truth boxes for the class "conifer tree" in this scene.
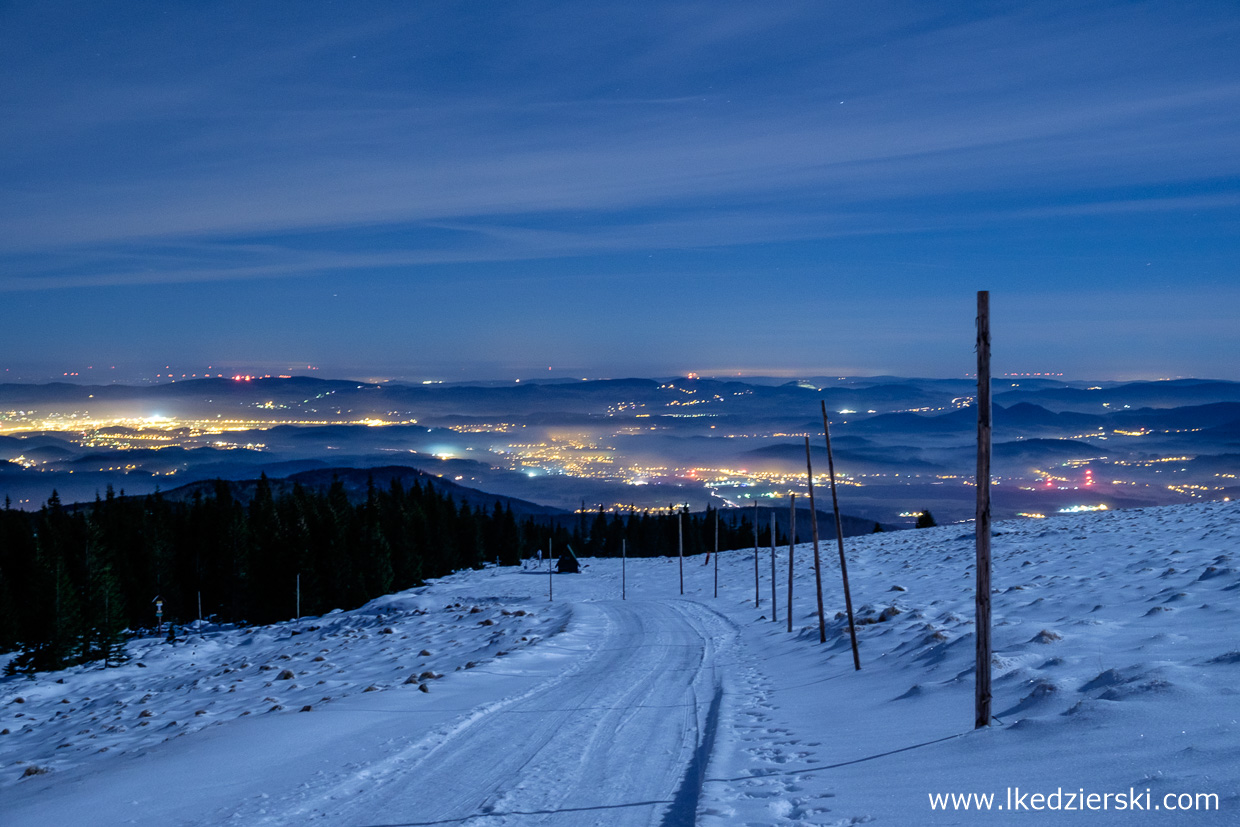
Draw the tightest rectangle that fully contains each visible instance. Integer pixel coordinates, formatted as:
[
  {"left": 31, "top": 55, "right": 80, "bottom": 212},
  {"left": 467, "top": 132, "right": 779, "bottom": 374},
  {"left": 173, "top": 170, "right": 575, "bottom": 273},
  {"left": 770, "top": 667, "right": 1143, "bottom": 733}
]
[
  {"left": 360, "top": 477, "right": 394, "bottom": 595},
  {"left": 253, "top": 473, "right": 299, "bottom": 623}
]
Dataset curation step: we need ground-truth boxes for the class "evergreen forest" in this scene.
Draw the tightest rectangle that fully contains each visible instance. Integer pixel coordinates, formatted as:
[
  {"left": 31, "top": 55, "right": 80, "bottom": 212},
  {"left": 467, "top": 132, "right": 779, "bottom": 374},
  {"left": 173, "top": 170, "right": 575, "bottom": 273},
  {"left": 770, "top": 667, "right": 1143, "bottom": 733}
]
[{"left": 0, "top": 475, "right": 773, "bottom": 673}]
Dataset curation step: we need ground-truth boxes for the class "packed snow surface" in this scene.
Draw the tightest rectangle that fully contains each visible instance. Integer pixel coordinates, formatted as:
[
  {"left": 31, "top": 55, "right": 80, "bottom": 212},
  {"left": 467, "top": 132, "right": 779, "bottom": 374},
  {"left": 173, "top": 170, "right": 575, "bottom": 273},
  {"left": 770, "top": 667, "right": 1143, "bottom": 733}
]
[{"left": 2, "top": 500, "right": 1238, "bottom": 825}]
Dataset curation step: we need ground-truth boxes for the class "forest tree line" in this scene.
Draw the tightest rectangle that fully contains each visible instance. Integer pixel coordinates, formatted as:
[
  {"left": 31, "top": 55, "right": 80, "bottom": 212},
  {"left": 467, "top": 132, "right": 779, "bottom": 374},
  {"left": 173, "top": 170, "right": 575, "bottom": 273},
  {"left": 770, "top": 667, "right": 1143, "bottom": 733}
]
[{"left": 0, "top": 474, "right": 775, "bottom": 673}]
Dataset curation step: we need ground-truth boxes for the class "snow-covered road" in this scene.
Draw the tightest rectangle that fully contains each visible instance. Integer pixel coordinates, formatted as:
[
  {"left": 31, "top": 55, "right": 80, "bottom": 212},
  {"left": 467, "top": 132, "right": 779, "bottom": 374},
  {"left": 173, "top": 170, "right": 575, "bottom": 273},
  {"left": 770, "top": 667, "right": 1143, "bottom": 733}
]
[
  {"left": 273, "top": 600, "right": 735, "bottom": 827},
  {"left": 4, "top": 599, "right": 740, "bottom": 827}
]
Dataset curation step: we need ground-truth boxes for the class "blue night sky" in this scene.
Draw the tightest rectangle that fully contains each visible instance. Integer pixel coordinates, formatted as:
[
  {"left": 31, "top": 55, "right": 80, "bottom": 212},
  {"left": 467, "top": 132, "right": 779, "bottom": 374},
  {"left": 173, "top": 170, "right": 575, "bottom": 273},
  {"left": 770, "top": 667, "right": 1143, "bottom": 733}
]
[{"left": 2, "top": 1, "right": 1238, "bottom": 382}]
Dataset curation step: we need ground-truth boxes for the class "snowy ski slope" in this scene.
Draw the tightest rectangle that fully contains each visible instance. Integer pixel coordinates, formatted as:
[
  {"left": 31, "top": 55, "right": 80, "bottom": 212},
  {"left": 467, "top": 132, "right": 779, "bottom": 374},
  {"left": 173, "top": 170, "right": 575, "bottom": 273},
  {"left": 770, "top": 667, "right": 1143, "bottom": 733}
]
[{"left": 2, "top": 500, "right": 1237, "bottom": 825}]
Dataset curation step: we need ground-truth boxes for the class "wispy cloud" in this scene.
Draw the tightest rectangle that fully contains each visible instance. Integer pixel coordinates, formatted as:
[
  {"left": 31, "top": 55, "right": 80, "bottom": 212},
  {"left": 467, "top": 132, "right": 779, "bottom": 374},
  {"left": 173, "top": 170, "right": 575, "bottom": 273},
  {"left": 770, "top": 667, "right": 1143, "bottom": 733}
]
[
  {"left": 5, "top": 73, "right": 1238, "bottom": 255},
  {"left": 0, "top": 1, "right": 1238, "bottom": 380},
  {"left": 3, "top": 4, "right": 1237, "bottom": 254}
]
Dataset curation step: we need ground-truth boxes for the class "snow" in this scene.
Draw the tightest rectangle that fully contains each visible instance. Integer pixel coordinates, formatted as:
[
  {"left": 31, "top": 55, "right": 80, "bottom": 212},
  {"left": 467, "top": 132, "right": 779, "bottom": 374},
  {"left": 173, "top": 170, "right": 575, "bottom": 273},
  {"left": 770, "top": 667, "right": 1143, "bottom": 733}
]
[{"left": 2, "top": 500, "right": 1238, "bottom": 825}]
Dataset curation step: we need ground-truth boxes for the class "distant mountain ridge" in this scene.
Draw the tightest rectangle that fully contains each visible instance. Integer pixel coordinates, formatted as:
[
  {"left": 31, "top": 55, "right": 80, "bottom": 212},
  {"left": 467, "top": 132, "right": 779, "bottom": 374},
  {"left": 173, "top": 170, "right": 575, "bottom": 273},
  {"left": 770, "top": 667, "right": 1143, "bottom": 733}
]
[{"left": 157, "top": 465, "right": 566, "bottom": 517}]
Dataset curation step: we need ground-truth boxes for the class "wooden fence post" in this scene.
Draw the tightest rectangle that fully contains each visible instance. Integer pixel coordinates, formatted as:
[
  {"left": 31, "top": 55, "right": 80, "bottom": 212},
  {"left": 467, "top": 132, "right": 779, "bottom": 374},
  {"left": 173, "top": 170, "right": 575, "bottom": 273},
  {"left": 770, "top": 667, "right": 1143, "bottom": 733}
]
[
  {"left": 753, "top": 501, "right": 760, "bottom": 608},
  {"left": 770, "top": 513, "right": 778, "bottom": 623},
  {"left": 805, "top": 437, "right": 827, "bottom": 644},
  {"left": 976, "top": 290, "right": 993, "bottom": 728},
  {"left": 787, "top": 493, "right": 796, "bottom": 633},
  {"left": 821, "top": 401, "right": 861, "bottom": 670}
]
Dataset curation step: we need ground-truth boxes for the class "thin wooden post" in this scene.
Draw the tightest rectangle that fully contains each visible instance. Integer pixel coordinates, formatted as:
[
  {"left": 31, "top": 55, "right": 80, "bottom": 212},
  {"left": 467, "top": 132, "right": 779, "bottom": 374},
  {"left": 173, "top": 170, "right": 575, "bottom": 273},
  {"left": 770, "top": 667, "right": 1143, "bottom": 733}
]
[
  {"left": 976, "top": 290, "right": 993, "bottom": 728},
  {"left": 678, "top": 511, "right": 684, "bottom": 595},
  {"left": 770, "top": 513, "right": 777, "bottom": 623},
  {"left": 786, "top": 493, "right": 796, "bottom": 633},
  {"left": 821, "top": 401, "right": 862, "bottom": 670},
  {"left": 753, "top": 501, "right": 760, "bottom": 608},
  {"left": 622, "top": 538, "right": 626, "bottom": 600},
  {"left": 548, "top": 539, "right": 553, "bottom": 602},
  {"left": 805, "top": 437, "right": 828, "bottom": 644},
  {"left": 713, "top": 509, "right": 719, "bottom": 598}
]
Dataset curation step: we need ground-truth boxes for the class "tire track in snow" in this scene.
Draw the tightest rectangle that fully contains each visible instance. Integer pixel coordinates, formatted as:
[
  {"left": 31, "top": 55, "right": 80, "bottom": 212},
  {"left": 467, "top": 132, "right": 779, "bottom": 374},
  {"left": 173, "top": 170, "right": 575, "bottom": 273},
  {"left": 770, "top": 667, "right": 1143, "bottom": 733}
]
[{"left": 274, "top": 599, "right": 734, "bottom": 826}]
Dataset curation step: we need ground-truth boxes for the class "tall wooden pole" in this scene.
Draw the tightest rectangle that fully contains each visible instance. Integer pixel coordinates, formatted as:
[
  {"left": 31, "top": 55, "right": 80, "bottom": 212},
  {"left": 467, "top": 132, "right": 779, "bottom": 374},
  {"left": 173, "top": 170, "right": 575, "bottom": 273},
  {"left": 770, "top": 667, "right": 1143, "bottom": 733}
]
[
  {"left": 786, "top": 493, "right": 796, "bottom": 633},
  {"left": 821, "top": 401, "right": 861, "bottom": 670},
  {"left": 622, "top": 538, "right": 626, "bottom": 600},
  {"left": 804, "top": 437, "right": 828, "bottom": 644},
  {"left": 678, "top": 511, "right": 684, "bottom": 595},
  {"left": 976, "top": 290, "right": 993, "bottom": 728},
  {"left": 770, "top": 514, "right": 778, "bottom": 623},
  {"left": 753, "top": 501, "right": 760, "bottom": 608}
]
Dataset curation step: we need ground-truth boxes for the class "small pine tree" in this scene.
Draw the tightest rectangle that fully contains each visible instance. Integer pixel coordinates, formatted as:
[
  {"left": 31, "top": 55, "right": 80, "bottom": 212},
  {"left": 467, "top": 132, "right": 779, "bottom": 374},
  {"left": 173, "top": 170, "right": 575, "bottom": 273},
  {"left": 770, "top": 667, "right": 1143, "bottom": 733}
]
[
  {"left": 83, "top": 529, "right": 127, "bottom": 664},
  {"left": 916, "top": 510, "right": 937, "bottom": 529}
]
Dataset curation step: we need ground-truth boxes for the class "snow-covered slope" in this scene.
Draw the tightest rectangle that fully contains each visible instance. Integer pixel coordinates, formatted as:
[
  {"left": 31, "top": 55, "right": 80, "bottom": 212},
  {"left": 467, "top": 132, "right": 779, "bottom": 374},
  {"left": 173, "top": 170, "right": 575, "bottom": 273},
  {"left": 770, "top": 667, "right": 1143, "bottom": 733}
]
[{"left": 2, "top": 500, "right": 1237, "bottom": 825}]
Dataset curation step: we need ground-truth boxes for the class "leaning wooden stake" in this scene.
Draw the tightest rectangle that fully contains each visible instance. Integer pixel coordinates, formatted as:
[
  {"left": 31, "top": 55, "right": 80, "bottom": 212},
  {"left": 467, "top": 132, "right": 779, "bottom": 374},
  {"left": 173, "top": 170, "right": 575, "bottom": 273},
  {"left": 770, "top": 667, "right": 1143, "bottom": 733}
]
[
  {"left": 976, "top": 290, "right": 993, "bottom": 728},
  {"left": 786, "top": 493, "right": 796, "bottom": 633},
  {"left": 678, "top": 511, "right": 684, "bottom": 595},
  {"left": 770, "top": 513, "right": 778, "bottom": 623},
  {"left": 753, "top": 501, "right": 760, "bottom": 608},
  {"left": 821, "top": 401, "right": 862, "bottom": 670},
  {"left": 804, "top": 437, "right": 828, "bottom": 644}
]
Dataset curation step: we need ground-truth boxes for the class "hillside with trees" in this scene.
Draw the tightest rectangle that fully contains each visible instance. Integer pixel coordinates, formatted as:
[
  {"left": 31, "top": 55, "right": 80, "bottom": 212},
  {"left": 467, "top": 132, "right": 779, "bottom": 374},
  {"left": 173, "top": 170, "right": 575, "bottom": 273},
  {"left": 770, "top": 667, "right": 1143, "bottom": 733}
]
[{"left": 0, "top": 474, "right": 772, "bottom": 673}]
